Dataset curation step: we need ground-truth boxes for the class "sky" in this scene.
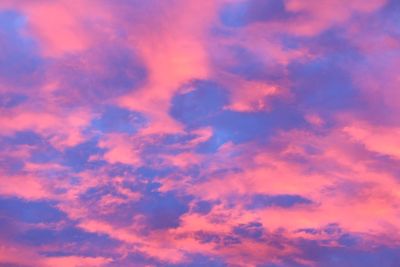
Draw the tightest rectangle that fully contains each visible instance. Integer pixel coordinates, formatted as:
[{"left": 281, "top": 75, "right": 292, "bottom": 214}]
[{"left": 0, "top": 0, "right": 399, "bottom": 266}]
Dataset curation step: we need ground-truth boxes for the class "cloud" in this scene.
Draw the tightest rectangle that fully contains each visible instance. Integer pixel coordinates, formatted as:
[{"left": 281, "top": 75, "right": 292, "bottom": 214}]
[{"left": 0, "top": 0, "right": 399, "bottom": 266}]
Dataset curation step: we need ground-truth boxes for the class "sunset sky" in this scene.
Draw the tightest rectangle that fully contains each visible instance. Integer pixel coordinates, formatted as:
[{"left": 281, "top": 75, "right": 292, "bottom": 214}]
[{"left": 0, "top": 0, "right": 400, "bottom": 266}]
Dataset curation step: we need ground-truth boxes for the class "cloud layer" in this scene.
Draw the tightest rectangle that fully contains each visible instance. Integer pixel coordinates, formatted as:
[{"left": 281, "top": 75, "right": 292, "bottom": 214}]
[{"left": 0, "top": 0, "right": 400, "bottom": 266}]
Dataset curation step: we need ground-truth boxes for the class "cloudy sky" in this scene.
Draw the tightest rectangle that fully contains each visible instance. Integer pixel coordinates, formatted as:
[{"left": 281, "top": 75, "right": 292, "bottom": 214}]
[{"left": 0, "top": 0, "right": 400, "bottom": 266}]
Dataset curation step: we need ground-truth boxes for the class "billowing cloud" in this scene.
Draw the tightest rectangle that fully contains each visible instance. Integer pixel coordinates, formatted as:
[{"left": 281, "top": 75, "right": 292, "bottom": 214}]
[{"left": 0, "top": 0, "right": 399, "bottom": 266}]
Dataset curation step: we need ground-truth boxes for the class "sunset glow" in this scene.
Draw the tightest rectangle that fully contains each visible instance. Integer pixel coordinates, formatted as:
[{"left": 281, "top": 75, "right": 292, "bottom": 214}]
[{"left": 0, "top": 1, "right": 400, "bottom": 266}]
